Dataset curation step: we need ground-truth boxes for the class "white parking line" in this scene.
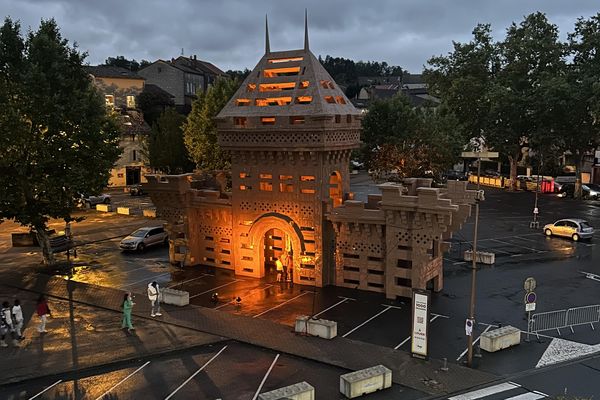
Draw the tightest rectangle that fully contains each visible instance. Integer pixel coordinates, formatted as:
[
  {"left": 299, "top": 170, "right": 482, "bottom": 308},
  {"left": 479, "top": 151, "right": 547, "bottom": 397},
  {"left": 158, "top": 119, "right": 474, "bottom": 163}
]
[
  {"left": 167, "top": 274, "right": 209, "bottom": 288},
  {"left": 214, "top": 284, "right": 274, "bottom": 310},
  {"left": 491, "top": 238, "right": 543, "bottom": 253},
  {"left": 189, "top": 279, "right": 243, "bottom": 299},
  {"left": 28, "top": 380, "right": 63, "bottom": 399},
  {"left": 312, "top": 296, "right": 355, "bottom": 319},
  {"left": 164, "top": 345, "right": 227, "bottom": 400},
  {"left": 456, "top": 325, "right": 492, "bottom": 361},
  {"left": 252, "top": 354, "right": 280, "bottom": 400},
  {"left": 120, "top": 273, "right": 171, "bottom": 289},
  {"left": 95, "top": 361, "right": 150, "bottom": 399},
  {"left": 253, "top": 291, "right": 312, "bottom": 318},
  {"left": 342, "top": 306, "right": 392, "bottom": 338},
  {"left": 394, "top": 314, "right": 442, "bottom": 349},
  {"left": 448, "top": 381, "right": 521, "bottom": 400}
]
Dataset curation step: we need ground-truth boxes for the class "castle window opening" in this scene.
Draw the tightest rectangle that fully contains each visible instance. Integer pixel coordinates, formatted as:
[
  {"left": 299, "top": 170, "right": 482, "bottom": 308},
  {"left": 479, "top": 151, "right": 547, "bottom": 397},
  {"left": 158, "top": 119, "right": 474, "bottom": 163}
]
[
  {"left": 295, "top": 96, "right": 313, "bottom": 104},
  {"left": 268, "top": 57, "right": 304, "bottom": 63},
  {"left": 236, "top": 99, "right": 251, "bottom": 106},
  {"left": 290, "top": 116, "right": 305, "bottom": 125},
  {"left": 279, "top": 183, "right": 294, "bottom": 192},
  {"left": 234, "top": 117, "right": 247, "bottom": 127},
  {"left": 300, "top": 81, "right": 310, "bottom": 89},
  {"left": 336, "top": 96, "right": 347, "bottom": 104},
  {"left": 260, "top": 82, "right": 296, "bottom": 92},
  {"left": 256, "top": 97, "right": 292, "bottom": 106},
  {"left": 239, "top": 172, "right": 249, "bottom": 178},
  {"left": 325, "top": 96, "right": 336, "bottom": 104},
  {"left": 263, "top": 67, "right": 301, "bottom": 77},
  {"left": 301, "top": 188, "right": 315, "bottom": 194},
  {"left": 320, "top": 80, "right": 334, "bottom": 89},
  {"left": 260, "top": 182, "right": 273, "bottom": 191},
  {"left": 279, "top": 175, "right": 293, "bottom": 180},
  {"left": 239, "top": 185, "right": 250, "bottom": 190},
  {"left": 346, "top": 114, "right": 352, "bottom": 123},
  {"left": 335, "top": 115, "right": 341, "bottom": 123},
  {"left": 261, "top": 117, "right": 276, "bottom": 125},
  {"left": 260, "top": 173, "right": 273, "bottom": 179},
  {"left": 300, "top": 175, "right": 315, "bottom": 182},
  {"left": 246, "top": 83, "right": 256, "bottom": 92}
]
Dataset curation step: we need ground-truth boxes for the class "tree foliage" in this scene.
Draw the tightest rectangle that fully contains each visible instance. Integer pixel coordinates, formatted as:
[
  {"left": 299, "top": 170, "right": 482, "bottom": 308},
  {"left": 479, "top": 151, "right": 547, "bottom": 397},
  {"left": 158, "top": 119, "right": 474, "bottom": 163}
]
[
  {"left": 148, "top": 108, "right": 194, "bottom": 174},
  {"left": 0, "top": 18, "right": 121, "bottom": 265},
  {"left": 138, "top": 89, "right": 175, "bottom": 126},
  {"left": 183, "top": 77, "right": 239, "bottom": 171},
  {"left": 104, "top": 55, "right": 150, "bottom": 71},
  {"left": 361, "top": 94, "right": 462, "bottom": 180}
]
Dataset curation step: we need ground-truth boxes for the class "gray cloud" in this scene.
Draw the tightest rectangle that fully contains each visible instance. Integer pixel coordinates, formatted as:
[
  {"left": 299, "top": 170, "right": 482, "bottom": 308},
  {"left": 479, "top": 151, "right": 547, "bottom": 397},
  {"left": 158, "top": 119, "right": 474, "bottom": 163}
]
[{"left": 1, "top": 0, "right": 598, "bottom": 73}]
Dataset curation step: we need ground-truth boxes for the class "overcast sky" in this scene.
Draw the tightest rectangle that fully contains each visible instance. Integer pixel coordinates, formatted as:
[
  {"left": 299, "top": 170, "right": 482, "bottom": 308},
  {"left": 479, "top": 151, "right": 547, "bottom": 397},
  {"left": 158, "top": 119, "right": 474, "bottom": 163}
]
[{"left": 2, "top": 0, "right": 598, "bottom": 73}]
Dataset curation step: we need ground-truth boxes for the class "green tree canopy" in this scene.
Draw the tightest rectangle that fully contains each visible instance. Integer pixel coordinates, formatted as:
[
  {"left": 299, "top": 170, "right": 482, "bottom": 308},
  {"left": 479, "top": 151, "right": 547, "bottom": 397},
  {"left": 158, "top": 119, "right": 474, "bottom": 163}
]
[
  {"left": 138, "top": 88, "right": 175, "bottom": 126},
  {"left": 0, "top": 18, "right": 121, "bottom": 265},
  {"left": 148, "top": 108, "right": 194, "bottom": 174},
  {"left": 104, "top": 55, "right": 150, "bottom": 71},
  {"left": 183, "top": 77, "right": 239, "bottom": 171}
]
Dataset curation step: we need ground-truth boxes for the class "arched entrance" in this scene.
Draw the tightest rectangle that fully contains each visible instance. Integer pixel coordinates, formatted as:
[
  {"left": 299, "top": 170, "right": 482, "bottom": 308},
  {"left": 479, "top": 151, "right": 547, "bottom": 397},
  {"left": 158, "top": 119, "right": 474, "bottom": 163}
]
[
  {"left": 329, "top": 171, "right": 343, "bottom": 207},
  {"left": 263, "top": 228, "right": 294, "bottom": 282},
  {"left": 247, "top": 213, "right": 305, "bottom": 282}
]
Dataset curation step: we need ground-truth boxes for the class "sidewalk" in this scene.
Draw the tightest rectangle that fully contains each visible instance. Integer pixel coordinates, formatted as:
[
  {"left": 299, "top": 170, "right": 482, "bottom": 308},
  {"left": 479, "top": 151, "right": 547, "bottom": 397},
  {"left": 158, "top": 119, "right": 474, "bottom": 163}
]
[
  {"left": 0, "top": 283, "right": 226, "bottom": 386},
  {"left": 4, "top": 271, "right": 498, "bottom": 395}
]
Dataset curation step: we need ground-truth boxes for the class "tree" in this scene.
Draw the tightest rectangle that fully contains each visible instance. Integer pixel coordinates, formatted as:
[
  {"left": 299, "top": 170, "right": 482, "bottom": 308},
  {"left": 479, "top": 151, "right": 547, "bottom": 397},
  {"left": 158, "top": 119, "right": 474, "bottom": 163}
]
[
  {"left": 225, "top": 68, "right": 250, "bottom": 82},
  {"left": 138, "top": 89, "right": 175, "bottom": 126},
  {"left": 104, "top": 55, "right": 150, "bottom": 71},
  {"left": 361, "top": 94, "right": 461, "bottom": 180},
  {"left": 183, "top": 77, "right": 239, "bottom": 171},
  {"left": 148, "top": 108, "right": 194, "bottom": 174},
  {"left": 0, "top": 18, "right": 121, "bottom": 266}
]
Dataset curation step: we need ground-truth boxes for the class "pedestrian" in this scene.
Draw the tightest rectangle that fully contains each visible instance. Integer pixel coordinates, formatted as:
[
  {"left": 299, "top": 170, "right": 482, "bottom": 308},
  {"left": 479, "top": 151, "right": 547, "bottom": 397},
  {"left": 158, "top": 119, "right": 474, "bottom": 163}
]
[
  {"left": 1, "top": 301, "right": 18, "bottom": 347},
  {"left": 281, "top": 252, "right": 289, "bottom": 283},
  {"left": 275, "top": 257, "right": 283, "bottom": 282},
  {"left": 147, "top": 281, "right": 162, "bottom": 317},
  {"left": 36, "top": 295, "right": 51, "bottom": 334},
  {"left": 12, "top": 299, "right": 24, "bottom": 340},
  {"left": 122, "top": 292, "right": 135, "bottom": 333}
]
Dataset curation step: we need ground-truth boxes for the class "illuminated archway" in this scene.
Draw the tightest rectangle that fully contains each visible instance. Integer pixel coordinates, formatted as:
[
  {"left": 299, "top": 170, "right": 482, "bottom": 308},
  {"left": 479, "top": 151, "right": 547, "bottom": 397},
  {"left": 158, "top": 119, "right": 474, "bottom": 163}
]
[
  {"left": 247, "top": 213, "right": 306, "bottom": 281},
  {"left": 329, "top": 171, "right": 343, "bottom": 207}
]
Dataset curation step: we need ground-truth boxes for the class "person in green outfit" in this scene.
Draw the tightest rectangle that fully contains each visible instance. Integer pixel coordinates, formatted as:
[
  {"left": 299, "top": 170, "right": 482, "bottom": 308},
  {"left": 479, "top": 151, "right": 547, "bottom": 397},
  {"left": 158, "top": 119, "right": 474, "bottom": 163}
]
[{"left": 122, "top": 292, "right": 135, "bottom": 333}]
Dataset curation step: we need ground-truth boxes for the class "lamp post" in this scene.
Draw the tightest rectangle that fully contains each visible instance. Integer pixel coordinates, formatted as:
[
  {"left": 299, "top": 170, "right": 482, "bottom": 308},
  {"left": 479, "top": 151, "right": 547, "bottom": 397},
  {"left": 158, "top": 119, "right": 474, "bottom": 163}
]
[{"left": 461, "top": 151, "right": 498, "bottom": 367}]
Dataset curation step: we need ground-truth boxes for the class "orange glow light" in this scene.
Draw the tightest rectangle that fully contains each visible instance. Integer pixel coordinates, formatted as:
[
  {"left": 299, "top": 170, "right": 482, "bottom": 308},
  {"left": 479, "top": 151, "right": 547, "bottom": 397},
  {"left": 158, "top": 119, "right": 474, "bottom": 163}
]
[
  {"left": 268, "top": 57, "right": 304, "bottom": 64},
  {"left": 300, "top": 81, "right": 310, "bottom": 89},
  {"left": 259, "top": 82, "right": 296, "bottom": 92},
  {"left": 295, "top": 96, "right": 312, "bottom": 104},
  {"left": 263, "top": 67, "right": 301, "bottom": 77},
  {"left": 236, "top": 99, "right": 251, "bottom": 106},
  {"left": 255, "top": 97, "right": 292, "bottom": 106}
]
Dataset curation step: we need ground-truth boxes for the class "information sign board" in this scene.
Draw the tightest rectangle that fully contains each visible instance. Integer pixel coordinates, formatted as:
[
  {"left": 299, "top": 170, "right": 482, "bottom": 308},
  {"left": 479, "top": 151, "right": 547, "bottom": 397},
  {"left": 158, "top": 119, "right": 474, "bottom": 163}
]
[{"left": 411, "top": 291, "right": 430, "bottom": 358}]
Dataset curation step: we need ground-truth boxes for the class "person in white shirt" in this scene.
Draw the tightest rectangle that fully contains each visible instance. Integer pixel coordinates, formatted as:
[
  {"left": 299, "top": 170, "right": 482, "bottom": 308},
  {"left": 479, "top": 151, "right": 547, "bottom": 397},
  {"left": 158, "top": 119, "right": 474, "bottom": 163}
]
[
  {"left": 147, "top": 281, "right": 162, "bottom": 317},
  {"left": 1, "top": 301, "right": 17, "bottom": 347},
  {"left": 12, "top": 299, "right": 24, "bottom": 340}
]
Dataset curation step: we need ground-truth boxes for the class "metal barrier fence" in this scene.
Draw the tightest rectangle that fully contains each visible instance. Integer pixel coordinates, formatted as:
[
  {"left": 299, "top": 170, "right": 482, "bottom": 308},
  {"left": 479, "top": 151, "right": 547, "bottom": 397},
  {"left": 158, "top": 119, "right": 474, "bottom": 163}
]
[{"left": 529, "top": 305, "right": 600, "bottom": 337}]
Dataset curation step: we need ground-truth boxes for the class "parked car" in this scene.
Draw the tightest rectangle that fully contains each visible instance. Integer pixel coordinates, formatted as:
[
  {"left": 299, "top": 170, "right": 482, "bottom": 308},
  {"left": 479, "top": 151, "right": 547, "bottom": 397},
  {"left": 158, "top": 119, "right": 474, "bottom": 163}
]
[
  {"left": 442, "top": 170, "right": 468, "bottom": 181},
  {"left": 81, "top": 193, "right": 111, "bottom": 206},
  {"left": 119, "top": 226, "right": 168, "bottom": 251},
  {"left": 557, "top": 183, "right": 600, "bottom": 199},
  {"left": 543, "top": 219, "right": 594, "bottom": 241},
  {"left": 129, "top": 185, "right": 146, "bottom": 196}
]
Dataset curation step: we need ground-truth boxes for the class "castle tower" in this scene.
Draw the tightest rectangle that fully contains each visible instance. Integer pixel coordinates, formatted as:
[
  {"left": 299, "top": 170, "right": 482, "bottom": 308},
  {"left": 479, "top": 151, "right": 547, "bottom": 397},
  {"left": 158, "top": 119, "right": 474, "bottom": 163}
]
[{"left": 214, "top": 18, "right": 361, "bottom": 286}]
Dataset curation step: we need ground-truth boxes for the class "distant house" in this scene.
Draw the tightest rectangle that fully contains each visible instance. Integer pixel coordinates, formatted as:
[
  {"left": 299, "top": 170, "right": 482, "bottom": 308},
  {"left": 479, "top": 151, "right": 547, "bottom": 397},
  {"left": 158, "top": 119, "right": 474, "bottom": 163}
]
[
  {"left": 85, "top": 65, "right": 152, "bottom": 187},
  {"left": 138, "top": 56, "right": 227, "bottom": 113},
  {"left": 352, "top": 73, "right": 439, "bottom": 109}
]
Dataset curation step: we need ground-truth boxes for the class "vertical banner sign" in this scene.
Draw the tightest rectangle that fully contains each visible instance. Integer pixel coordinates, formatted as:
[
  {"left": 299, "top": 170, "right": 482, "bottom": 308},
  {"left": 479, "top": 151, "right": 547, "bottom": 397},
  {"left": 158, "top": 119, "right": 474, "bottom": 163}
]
[{"left": 411, "top": 290, "right": 430, "bottom": 358}]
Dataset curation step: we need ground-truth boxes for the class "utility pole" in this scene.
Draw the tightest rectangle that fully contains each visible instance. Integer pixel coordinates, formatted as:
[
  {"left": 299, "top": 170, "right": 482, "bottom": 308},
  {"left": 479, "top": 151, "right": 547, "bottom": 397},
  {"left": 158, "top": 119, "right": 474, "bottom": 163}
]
[{"left": 461, "top": 151, "right": 498, "bottom": 367}]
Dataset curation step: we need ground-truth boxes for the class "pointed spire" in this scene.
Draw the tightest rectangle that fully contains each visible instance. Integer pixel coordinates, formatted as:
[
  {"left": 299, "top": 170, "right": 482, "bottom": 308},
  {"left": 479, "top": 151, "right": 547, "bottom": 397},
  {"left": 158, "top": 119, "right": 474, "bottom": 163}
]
[
  {"left": 265, "top": 15, "right": 271, "bottom": 54},
  {"left": 304, "top": 9, "right": 309, "bottom": 51}
]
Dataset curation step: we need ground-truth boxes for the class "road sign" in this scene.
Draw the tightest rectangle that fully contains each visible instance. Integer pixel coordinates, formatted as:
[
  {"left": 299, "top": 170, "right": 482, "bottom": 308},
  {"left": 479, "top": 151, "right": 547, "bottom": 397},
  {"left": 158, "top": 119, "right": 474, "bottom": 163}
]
[
  {"left": 465, "top": 318, "right": 474, "bottom": 336},
  {"left": 525, "top": 292, "right": 537, "bottom": 304},
  {"left": 461, "top": 151, "right": 500, "bottom": 159},
  {"left": 526, "top": 303, "right": 536, "bottom": 312},
  {"left": 524, "top": 277, "right": 536, "bottom": 292}
]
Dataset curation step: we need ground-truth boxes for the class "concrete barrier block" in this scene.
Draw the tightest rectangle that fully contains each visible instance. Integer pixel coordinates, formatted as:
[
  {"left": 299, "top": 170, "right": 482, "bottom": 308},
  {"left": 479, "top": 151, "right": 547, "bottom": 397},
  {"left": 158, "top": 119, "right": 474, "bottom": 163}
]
[
  {"left": 340, "top": 365, "right": 392, "bottom": 399},
  {"left": 480, "top": 325, "right": 520, "bottom": 352},
  {"left": 143, "top": 208, "right": 157, "bottom": 218},
  {"left": 96, "top": 204, "right": 112, "bottom": 212},
  {"left": 258, "top": 381, "right": 315, "bottom": 400},
  {"left": 463, "top": 250, "right": 495, "bottom": 264},
  {"left": 161, "top": 288, "right": 189, "bottom": 306},
  {"left": 294, "top": 316, "right": 337, "bottom": 339},
  {"left": 116, "top": 206, "right": 131, "bottom": 215}
]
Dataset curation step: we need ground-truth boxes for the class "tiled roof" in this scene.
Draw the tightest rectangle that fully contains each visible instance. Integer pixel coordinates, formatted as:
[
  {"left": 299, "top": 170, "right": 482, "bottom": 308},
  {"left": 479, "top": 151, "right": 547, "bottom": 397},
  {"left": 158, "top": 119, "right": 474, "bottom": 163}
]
[
  {"left": 85, "top": 65, "right": 142, "bottom": 79},
  {"left": 171, "top": 56, "right": 226, "bottom": 76},
  {"left": 143, "top": 84, "right": 175, "bottom": 98}
]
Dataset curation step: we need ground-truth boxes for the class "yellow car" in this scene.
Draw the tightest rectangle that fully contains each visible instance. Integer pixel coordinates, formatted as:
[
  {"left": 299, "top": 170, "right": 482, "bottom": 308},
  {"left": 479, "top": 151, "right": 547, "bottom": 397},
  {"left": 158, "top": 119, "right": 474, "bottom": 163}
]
[{"left": 543, "top": 219, "right": 594, "bottom": 241}]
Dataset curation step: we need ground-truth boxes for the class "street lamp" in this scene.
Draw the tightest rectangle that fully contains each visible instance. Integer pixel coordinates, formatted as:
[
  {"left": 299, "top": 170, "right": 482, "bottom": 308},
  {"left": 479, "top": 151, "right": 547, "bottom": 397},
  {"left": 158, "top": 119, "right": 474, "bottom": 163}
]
[{"left": 461, "top": 151, "right": 498, "bottom": 367}]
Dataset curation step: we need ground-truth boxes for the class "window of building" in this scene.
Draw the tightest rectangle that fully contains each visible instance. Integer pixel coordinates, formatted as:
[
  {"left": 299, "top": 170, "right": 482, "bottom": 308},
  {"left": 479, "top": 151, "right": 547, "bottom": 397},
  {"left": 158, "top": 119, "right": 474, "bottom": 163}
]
[
  {"left": 236, "top": 99, "right": 251, "bottom": 106},
  {"left": 246, "top": 83, "right": 256, "bottom": 92},
  {"left": 289, "top": 116, "right": 305, "bottom": 124},
  {"left": 325, "top": 96, "right": 336, "bottom": 104},
  {"left": 396, "top": 277, "right": 412, "bottom": 287},
  {"left": 234, "top": 117, "right": 247, "bottom": 127},
  {"left": 260, "top": 182, "right": 273, "bottom": 191},
  {"left": 132, "top": 150, "right": 137, "bottom": 161},
  {"left": 300, "top": 81, "right": 310, "bottom": 89},
  {"left": 126, "top": 95, "right": 136, "bottom": 108},
  {"left": 157, "top": 67, "right": 162, "bottom": 73},
  {"left": 279, "top": 175, "right": 293, "bottom": 180},
  {"left": 295, "top": 96, "right": 312, "bottom": 104},
  {"left": 300, "top": 175, "right": 315, "bottom": 182},
  {"left": 320, "top": 80, "right": 335, "bottom": 89},
  {"left": 335, "top": 115, "right": 341, "bottom": 123},
  {"left": 268, "top": 57, "right": 303, "bottom": 63},
  {"left": 239, "top": 172, "right": 249, "bottom": 178},
  {"left": 263, "top": 67, "right": 300, "bottom": 77},
  {"left": 301, "top": 188, "right": 315, "bottom": 194},
  {"left": 259, "top": 173, "right": 272, "bottom": 179},
  {"left": 336, "top": 96, "right": 347, "bottom": 105},
  {"left": 239, "top": 185, "right": 251, "bottom": 190},
  {"left": 260, "top": 82, "right": 295, "bottom": 92},
  {"left": 255, "top": 97, "right": 292, "bottom": 106},
  {"left": 279, "top": 183, "right": 294, "bottom": 192},
  {"left": 261, "top": 117, "right": 276, "bottom": 125},
  {"left": 347, "top": 114, "right": 352, "bottom": 123},
  {"left": 105, "top": 95, "right": 115, "bottom": 108}
]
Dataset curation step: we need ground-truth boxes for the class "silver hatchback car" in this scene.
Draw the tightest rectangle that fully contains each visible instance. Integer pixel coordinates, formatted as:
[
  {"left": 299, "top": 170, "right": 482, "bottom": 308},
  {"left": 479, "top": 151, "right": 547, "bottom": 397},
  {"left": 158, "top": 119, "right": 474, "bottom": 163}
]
[
  {"left": 120, "top": 226, "right": 168, "bottom": 251},
  {"left": 543, "top": 219, "right": 594, "bottom": 241}
]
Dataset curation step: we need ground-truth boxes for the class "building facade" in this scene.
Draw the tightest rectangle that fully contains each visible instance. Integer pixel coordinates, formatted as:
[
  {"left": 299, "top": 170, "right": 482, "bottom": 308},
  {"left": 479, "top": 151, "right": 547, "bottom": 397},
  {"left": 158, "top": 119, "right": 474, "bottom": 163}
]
[
  {"left": 86, "top": 66, "right": 152, "bottom": 187},
  {"left": 145, "top": 25, "right": 478, "bottom": 299}
]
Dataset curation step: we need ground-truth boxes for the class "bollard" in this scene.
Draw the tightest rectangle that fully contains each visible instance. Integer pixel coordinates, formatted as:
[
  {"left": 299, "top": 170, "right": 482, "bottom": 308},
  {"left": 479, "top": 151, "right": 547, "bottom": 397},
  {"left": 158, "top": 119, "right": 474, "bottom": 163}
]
[{"left": 441, "top": 358, "right": 449, "bottom": 372}]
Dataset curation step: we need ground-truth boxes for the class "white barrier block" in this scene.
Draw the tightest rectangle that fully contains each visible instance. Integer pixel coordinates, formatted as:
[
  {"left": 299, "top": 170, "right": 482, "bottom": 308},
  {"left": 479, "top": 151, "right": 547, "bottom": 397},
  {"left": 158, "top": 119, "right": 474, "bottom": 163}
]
[
  {"left": 294, "top": 316, "right": 337, "bottom": 339},
  {"left": 96, "top": 204, "right": 112, "bottom": 212},
  {"left": 258, "top": 382, "right": 315, "bottom": 400},
  {"left": 161, "top": 288, "right": 189, "bottom": 306},
  {"left": 463, "top": 250, "right": 495, "bottom": 265},
  {"left": 480, "top": 325, "right": 520, "bottom": 352},
  {"left": 340, "top": 365, "right": 392, "bottom": 399},
  {"left": 117, "top": 207, "right": 131, "bottom": 215}
]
